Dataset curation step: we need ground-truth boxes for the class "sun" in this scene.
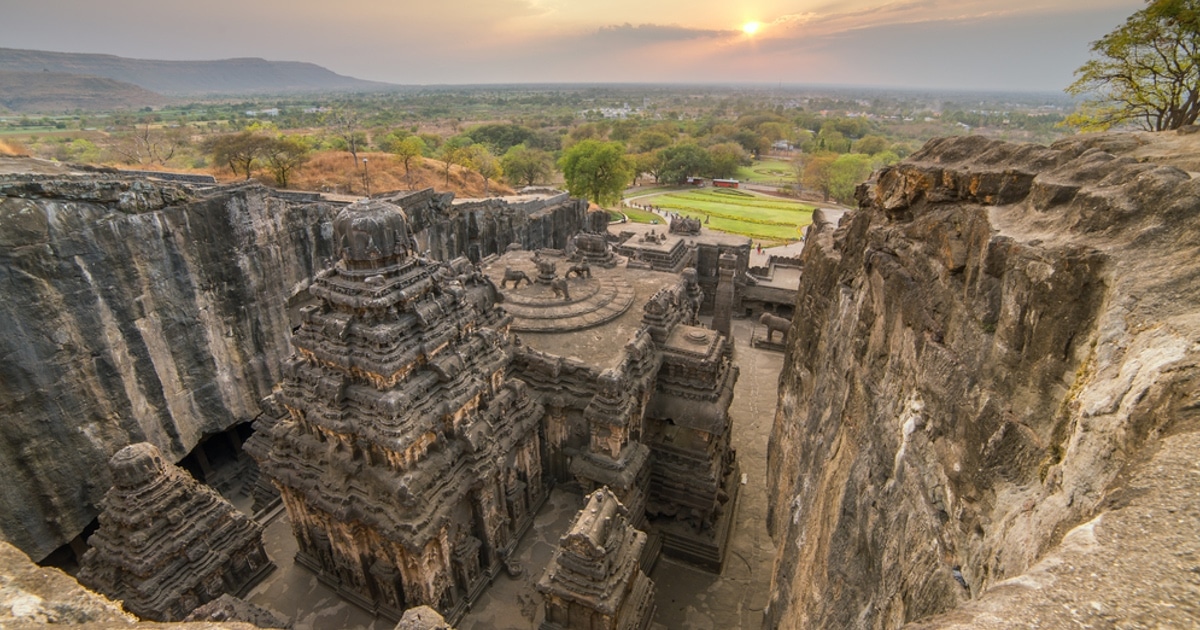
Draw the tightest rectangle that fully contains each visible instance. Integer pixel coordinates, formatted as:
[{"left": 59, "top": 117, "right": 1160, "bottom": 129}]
[{"left": 742, "top": 21, "right": 761, "bottom": 36}]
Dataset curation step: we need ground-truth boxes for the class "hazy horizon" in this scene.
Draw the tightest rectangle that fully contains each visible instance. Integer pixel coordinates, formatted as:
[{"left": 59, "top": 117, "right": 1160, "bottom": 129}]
[{"left": 2, "top": 0, "right": 1144, "bottom": 93}]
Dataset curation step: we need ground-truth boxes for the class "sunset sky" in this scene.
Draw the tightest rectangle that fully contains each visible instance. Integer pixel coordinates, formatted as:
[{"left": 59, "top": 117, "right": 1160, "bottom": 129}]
[{"left": 2, "top": 0, "right": 1145, "bottom": 91}]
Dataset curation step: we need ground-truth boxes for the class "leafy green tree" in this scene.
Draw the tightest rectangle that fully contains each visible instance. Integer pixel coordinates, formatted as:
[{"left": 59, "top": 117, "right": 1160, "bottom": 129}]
[
  {"left": 707, "top": 142, "right": 749, "bottom": 179},
  {"left": 501, "top": 144, "right": 553, "bottom": 187},
  {"left": 852, "top": 135, "right": 890, "bottom": 156},
  {"left": 1067, "top": 0, "right": 1200, "bottom": 130},
  {"left": 391, "top": 136, "right": 427, "bottom": 189},
  {"left": 658, "top": 143, "right": 712, "bottom": 185},
  {"left": 262, "top": 136, "right": 311, "bottom": 188},
  {"left": 558, "top": 140, "right": 633, "bottom": 206},
  {"left": 609, "top": 119, "right": 640, "bottom": 142},
  {"left": 631, "top": 151, "right": 662, "bottom": 185},
  {"left": 732, "top": 129, "right": 770, "bottom": 157},
  {"left": 466, "top": 123, "right": 537, "bottom": 153},
  {"left": 633, "top": 130, "right": 672, "bottom": 153},
  {"left": 468, "top": 144, "right": 502, "bottom": 193},
  {"left": 827, "top": 153, "right": 875, "bottom": 205}
]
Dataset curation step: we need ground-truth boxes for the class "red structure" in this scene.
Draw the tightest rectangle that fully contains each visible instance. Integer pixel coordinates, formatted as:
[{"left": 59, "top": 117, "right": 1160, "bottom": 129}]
[{"left": 712, "top": 179, "right": 739, "bottom": 189}]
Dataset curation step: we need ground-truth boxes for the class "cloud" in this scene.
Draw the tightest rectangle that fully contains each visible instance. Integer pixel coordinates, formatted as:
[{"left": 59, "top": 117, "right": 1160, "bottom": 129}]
[{"left": 593, "top": 23, "right": 734, "bottom": 43}]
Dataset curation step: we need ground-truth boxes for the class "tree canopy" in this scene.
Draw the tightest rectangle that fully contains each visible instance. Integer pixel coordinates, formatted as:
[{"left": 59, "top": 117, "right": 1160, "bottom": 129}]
[
  {"left": 1067, "top": 0, "right": 1200, "bottom": 131},
  {"left": 501, "top": 144, "right": 553, "bottom": 187},
  {"left": 557, "top": 140, "right": 633, "bottom": 207}
]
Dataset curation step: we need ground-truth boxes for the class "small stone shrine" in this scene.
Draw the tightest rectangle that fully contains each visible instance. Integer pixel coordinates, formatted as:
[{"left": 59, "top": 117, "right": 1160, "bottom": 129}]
[
  {"left": 77, "top": 442, "right": 273, "bottom": 622},
  {"left": 537, "top": 488, "right": 656, "bottom": 630},
  {"left": 247, "top": 199, "right": 544, "bottom": 623}
]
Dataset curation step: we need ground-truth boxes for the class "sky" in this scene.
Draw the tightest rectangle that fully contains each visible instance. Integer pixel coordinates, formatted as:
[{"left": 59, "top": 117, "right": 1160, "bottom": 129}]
[{"left": 1, "top": 0, "right": 1146, "bottom": 92}]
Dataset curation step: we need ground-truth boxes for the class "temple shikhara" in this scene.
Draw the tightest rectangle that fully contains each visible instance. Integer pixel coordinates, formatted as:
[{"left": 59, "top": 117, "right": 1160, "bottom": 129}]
[
  {"left": 246, "top": 200, "right": 545, "bottom": 621},
  {"left": 247, "top": 197, "right": 745, "bottom": 623},
  {"left": 77, "top": 442, "right": 274, "bottom": 622}
]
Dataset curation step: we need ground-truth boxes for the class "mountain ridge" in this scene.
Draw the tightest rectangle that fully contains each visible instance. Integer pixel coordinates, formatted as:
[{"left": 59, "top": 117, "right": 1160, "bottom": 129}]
[{"left": 0, "top": 47, "right": 392, "bottom": 98}]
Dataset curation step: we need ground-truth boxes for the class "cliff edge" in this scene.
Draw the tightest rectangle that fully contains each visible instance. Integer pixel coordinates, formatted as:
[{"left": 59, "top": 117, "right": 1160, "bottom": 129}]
[{"left": 766, "top": 133, "right": 1200, "bottom": 628}]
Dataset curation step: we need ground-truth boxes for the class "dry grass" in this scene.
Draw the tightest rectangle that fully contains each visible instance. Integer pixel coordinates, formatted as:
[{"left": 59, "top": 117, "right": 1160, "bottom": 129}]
[
  {"left": 238, "top": 150, "right": 516, "bottom": 198},
  {"left": 0, "top": 139, "right": 29, "bottom": 156}
]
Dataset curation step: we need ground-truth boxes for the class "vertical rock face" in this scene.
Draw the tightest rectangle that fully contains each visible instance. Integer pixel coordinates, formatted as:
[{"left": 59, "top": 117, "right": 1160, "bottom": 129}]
[
  {"left": 381, "top": 189, "right": 589, "bottom": 263},
  {"left": 0, "top": 177, "right": 334, "bottom": 562},
  {"left": 766, "top": 135, "right": 1200, "bottom": 628},
  {"left": 77, "top": 442, "right": 273, "bottom": 621}
]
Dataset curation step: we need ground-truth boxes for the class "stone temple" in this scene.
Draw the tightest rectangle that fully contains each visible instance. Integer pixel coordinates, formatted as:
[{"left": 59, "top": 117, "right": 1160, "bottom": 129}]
[
  {"left": 77, "top": 442, "right": 273, "bottom": 622},
  {"left": 537, "top": 487, "right": 656, "bottom": 630},
  {"left": 248, "top": 197, "right": 742, "bottom": 623},
  {"left": 247, "top": 200, "right": 545, "bottom": 621}
]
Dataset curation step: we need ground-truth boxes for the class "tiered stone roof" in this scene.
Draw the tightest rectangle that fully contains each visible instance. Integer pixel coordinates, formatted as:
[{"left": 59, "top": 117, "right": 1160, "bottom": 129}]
[{"left": 77, "top": 442, "right": 273, "bottom": 621}]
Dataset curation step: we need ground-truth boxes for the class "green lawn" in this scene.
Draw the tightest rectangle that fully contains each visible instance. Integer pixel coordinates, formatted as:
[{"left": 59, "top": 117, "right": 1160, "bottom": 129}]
[
  {"left": 737, "top": 158, "right": 798, "bottom": 184},
  {"left": 638, "top": 188, "right": 812, "bottom": 246},
  {"left": 621, "top": 206, "right": 663, "bottom": 224}
]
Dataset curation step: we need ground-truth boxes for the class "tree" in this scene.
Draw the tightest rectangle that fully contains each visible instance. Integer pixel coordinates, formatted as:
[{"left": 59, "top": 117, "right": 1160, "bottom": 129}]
[
  {"left": 327, "top": 107, "right": 366, "bottom": 165},
  {"left": 501, "top": 144, "right": 553, "bottom": 187},
  {"left": 1067, "top": 0, "right": 1200, "bottom": 131},
  {"left": 262, "top": 136, "right": 311, "bottom": 188},
  {"left": 707, "top": 142, "right": 749, "bottom": 179},
  {"left": 438, "top": 136, "right": 474, "bottom": 186},
  {"left": 630, "top": 152, "right": 662, "bottom": 186},
  {"left": 465, "top": 123, "right": 536, "bottom": 153},
  {"left": 203, "top": 131, "right": 271, "bottom": 180},
  {"left": 557, "top": 140, "right": 633, "bottom": 206},
  {"left": 826, "top": 153, "right": 875, "bottom": 205},
  {"left": 799, "top": 152, "right": 837, "bottom": 202},
  {"left": 633, "top": 130, "right": 672, "bottom": 153},
  {"left": 107, "top": 120, "right": 190, "bottom": 165},
  {"left": 852, "top": 135, "right": 890, "bottom": 156},
  {"left": 391, "top": 136, "right": 427, "bottom": 190},
  {"left": 469, "top": 145, "right": 501, "bottom": 193},
  {"left": 658, "top": 143, "right": 711, "bottom": 185}
]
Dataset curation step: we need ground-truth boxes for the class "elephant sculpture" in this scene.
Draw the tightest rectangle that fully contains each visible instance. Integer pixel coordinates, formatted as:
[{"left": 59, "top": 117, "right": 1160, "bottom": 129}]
[
  {"left": 501, "top": 267, "right": 532, "bottom": 289},
  {"left": 760, "top": 312, "right": 792, "bottom": 343}
]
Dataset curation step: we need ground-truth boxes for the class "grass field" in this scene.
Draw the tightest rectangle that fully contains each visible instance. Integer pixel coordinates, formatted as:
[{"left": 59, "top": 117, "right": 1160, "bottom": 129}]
[
  {"left": 622, "top": 206, "right": 663, "bottom": 224},
  {"left": 737, "top": 158, "right": 798, "bottom": 184},
  {"left": 638, "top": 187, "right": 812, "bottom": 245}
]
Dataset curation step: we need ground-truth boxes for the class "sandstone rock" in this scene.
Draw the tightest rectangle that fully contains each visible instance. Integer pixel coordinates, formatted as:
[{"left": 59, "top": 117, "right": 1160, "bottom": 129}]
[{"left": 767, "top": 133, "right": 1200, "bottom": 628}]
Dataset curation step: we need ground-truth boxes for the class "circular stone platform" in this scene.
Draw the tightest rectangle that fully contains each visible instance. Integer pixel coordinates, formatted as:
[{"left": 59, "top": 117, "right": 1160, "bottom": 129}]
[{"left": 497, "top": 276, "right": 635, "bottom": 332}]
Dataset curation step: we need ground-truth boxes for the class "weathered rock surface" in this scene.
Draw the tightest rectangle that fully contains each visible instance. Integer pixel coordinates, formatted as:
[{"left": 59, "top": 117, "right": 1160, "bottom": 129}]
[
  {"left": 0, "top": 541, "right": 259, "bottom": 629},
  {"left": 766, "top": 133, "right": 1200, "bottom": 628},
  {"left": 0, "top": 170, "right": 589, "bottom": 563},
  {"left": 0, "top": 177, "right": 334, "bottom": 562}
]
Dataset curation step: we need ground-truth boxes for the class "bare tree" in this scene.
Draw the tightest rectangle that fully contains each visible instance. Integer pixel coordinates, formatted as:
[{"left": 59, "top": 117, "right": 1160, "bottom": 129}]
[{"left": 106, "top": 121, "right": 190, "bottom": 165}]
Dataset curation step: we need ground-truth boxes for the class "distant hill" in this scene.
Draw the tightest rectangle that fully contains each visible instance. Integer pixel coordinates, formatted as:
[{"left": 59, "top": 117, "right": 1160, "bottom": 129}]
[
  {"left": 0, "top": 70, "right": 167, "bottom": 113},
  {"left": 0, "top": 48, "right": 391, "bottom": 97}
]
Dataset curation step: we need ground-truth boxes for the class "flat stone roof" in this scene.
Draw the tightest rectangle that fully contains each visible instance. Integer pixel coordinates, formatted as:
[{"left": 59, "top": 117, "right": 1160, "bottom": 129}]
[{"left": 481, "top": 250, "right": 681, "bottom": 369}]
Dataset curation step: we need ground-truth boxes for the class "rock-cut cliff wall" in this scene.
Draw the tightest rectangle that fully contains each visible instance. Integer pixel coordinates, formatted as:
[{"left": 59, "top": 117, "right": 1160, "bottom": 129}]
[
  {"left": 766, "top": 134, "right": 1200, "bottom": 628},
  {"left": 0, "top": 177, "right": 335, "bottom": 562}
]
